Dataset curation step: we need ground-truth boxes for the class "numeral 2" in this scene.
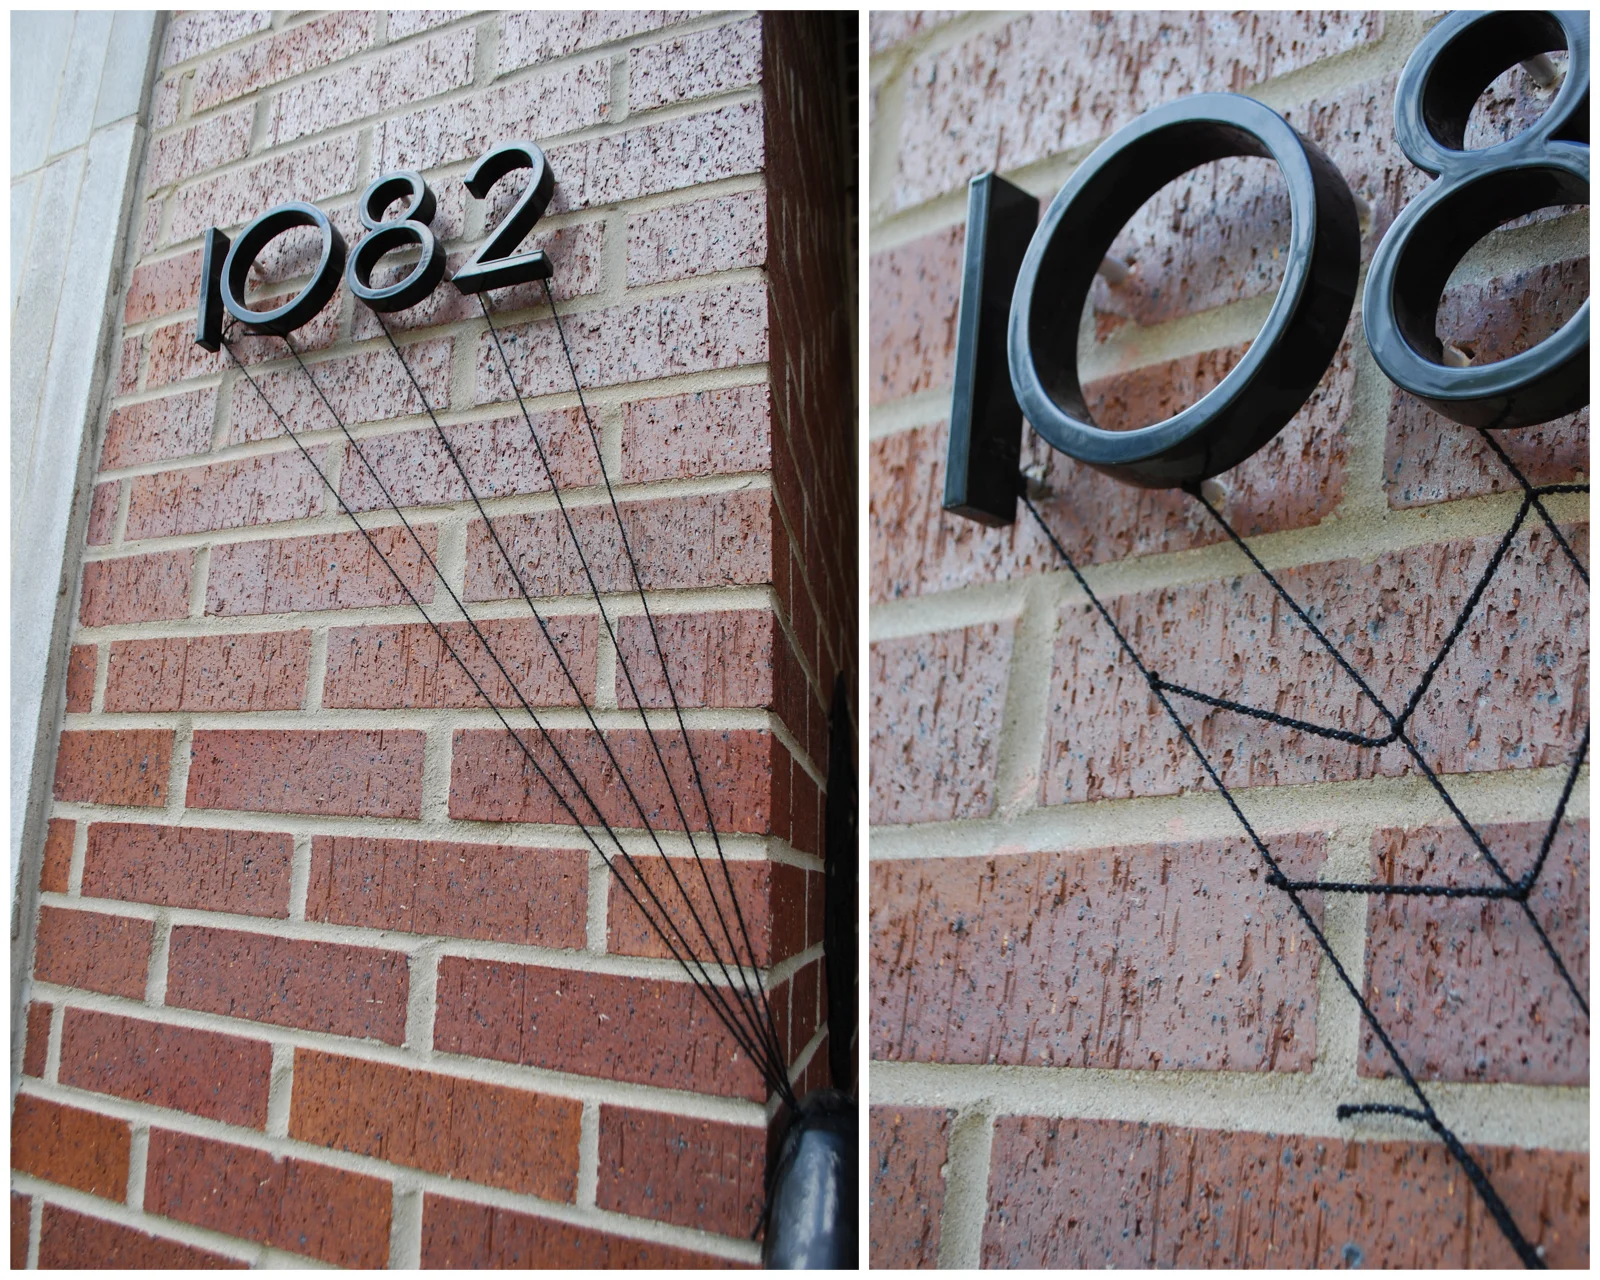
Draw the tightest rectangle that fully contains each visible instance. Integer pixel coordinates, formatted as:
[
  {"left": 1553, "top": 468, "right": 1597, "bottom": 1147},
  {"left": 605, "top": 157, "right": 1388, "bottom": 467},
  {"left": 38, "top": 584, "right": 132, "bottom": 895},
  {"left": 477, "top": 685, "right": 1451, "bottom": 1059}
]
[{"left": 452, "top": 140, "right": 556, "bottom": 294}]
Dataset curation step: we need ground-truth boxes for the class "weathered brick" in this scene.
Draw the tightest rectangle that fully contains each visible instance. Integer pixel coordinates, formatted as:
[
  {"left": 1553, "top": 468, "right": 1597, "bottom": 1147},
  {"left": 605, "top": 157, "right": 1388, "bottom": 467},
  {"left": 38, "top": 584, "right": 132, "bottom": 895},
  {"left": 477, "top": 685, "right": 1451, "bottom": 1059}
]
[
  {"left": 123, "top": 248, "right": 204, "bottom": 323},
  {"left": 106, "top": 631, "right": 310, "bottom": 713},
  {"left": 39, "top": 818, "right": 74, "bottom": 894},
  {"left": 267, "top": 29, "right": 476, "bottom": 146},
  {"left": 306, "top": 834, "right": 587, "bottom": 948},
  {"left": 53, "top": 729, "right": 173, "bottom": 808},
  {"left": 148, "top": 105, "right": 253, "bottom": 189},
  {"left": 192, "top": 12, "right": 376, "bottom": 112},
  {"left": 101, "top": 388, "right": 217, "bottom": 471},
  {"left": 166, "top": 927, "right": 409, "bottom": 1044},
  {"left": 150, "top": 73, "right": 182, "bottom": 129},
  {"left": 10, "top": 1193, "right": 27, "bottom": 1268},
  {"left": 981, "top": 1116, "right": 1588, "bottom": 1267},
  {"left": 420, "top": 1192, "right": 731, "bottom": 1268},
  {"left": 83, "top": 822, "right": 292, "bottom": 917},
  {"left": 65, "top": 644, "right": 95, "bottom": 712},
  {"left": 186, "top": 729, "right": 426, "bottom": 818},
  {"left": 10, "top": 1096, "right": 129, "bottom": 1201},
  {"left": 1362, "top": 820, "right": 1588, "bottom": 1086},
  {"left": 498, "top": 10, "right": 688, "bottom": 71},
  {"left": 145, "top": 1129, "right": 391, "bottom": 1268},
  {"left": 464, "top": 490, "right": 773, "bottom": 601},
  {"left": 33, "top": 907, "right": 152, "bottom": 999},
  {"left": 58, "top": 1008, "right": 272, "bottom": 1127},
  {"left": 626, "top": 189, "right": 766, "bottom": 286},
  {"left": 869, "top": 622, "right": 1012, "bottom": 825},
  {"left": 290, "top": 1050, "right": 582, "bottom": 1199},
  {"left": 116, "top": 336, "right": 141, "bottom": 395},
  {"left": 630, "top": 16, "right": 762, "bottom": 111},
  {"left": 227, "top": 339, "right": 451, "bottom": 444},
  {"left": 86, "top": 482, "right": 119, "bottom": 545},
  {"left": 870, "top": 1106, "right": 953, "bottom": 1269},
  {"left": 23, "top": 1002, "right": 51, "bottom": 1077},
  {"left": 161, "top": 11, "right": 273, "bottom": 70},
  {"left": 1040, "top": 523, "right": 1589, "bottom": 805},
  {"left": 389, "top": 11, "right": 465, "bottom": 41},
  {"left": 434, "top": 958, "right": 768, "bottom": 1099},
  {"left": 38, "top": 1205, "right": 246, "bottom": 1270},
  {"left": 596, "top": 1106, "right": 765, "bottom": 1235},
  {"left": 872, "top": 836, "right": 1325, "bottom": 1071},
  {"left": 126, "top": 449, "right": 328, "bottom": 539},
  {"left": 79, "top": 550, "right": 191, "bottom": 627},
  {"left": 205, "top": 524, "right": 438, "bottom": 616},
  {"left": 867, "top": 224, "right": 963, "bottom": 407},
  {"left": 613, "top": 608, "right": 781, "bottom": 709},
  {"left": 169, "top": 136, "right": 360, "bottom": 243},
  {"left": 620, "top": 383, "right": 771, "bottom": 482},
  {"left": 608, "top": 855, "right": 808, "bottom": 968}
]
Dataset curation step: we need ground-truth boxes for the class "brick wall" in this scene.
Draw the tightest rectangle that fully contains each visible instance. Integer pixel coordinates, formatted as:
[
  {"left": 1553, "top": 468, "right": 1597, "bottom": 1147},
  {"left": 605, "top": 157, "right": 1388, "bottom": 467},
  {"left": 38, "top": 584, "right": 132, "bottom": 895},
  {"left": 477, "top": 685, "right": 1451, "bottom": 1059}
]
[
  {"left": 12, "top": 9, "right": 853, "bottom": 1269},
  {"left": 868, "top": 10, "right": 1587, "bottom": 1269}
]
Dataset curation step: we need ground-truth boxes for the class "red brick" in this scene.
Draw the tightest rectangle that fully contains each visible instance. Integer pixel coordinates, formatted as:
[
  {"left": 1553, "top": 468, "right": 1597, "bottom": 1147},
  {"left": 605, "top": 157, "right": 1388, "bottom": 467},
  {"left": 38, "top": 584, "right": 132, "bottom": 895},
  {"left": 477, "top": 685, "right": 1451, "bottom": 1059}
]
[
  {"left": 168, "top": 136, "right": 360, "bottom": 244},
  {"left": 10, "top": 1095, "right": 130, "bottom": 1200},
  {"left": 38, "top": 1204, "right": 246, "bottom": 1269},
  {"left": 145, "top": 1129, "right": 391, "bottom": 1268},
  {"left": 126, "top": 451, "right": 327, "bottom": 540},
  {"left": 23, "top": 1002, "right": 51, "bottom": 1077},
  {"left": 1362, "top": 820, "right": 1588, "bottom": 1086},
  {"left": 787, "top": 958, "right": 822, "bottom": 1057},
  {"left": 626, "top": 189, "right": 766, "bottom": 286},
  {"left": 186, "top": 729, "right": 426, "bottom": 818},
  {"left": 33, "top": 907, "right": 152, "bottom": 998},
  {"left": 420, "top": 1192, "right": 733, "bottom": 1268},
  {"left": 870, "top": 1106, "right": 954, "bottom": 1269},
  {"left": 290, "top": 1049, "right": 582, "bottom": 1199},
  {"left": 161, "top": 11, "right": 273, "bottom": 69},
  {"left": 597, "top": 1105, "right": 765, "bottom": 1235},
  {"left": 148, "top": 105, "right": 252, "bottom": 188},
  {"left": 192, "top": 12, "right": 376, "bottom": 111},
  {"left": 869, "top": 622, "right": 1012, "bottom": 825},
  {"left": 100, "top": 388, "right": 217, "bottom": 470},
  {"left": 83, "top": 822, "right": 292, "bottom": 916},
  {"left": 58, "top": 1008, "right": 272, "bottom": 1127},
  {"left": 79, "top": 550, "right": 191, "bottom": 626},
  {"left": 873, "top": 836, "right": 1325, "bottom": 1071},
  {"left": 116, "top": 335, "right": 140, "bottom": 395},
  {"left": 630, "top": 16, "right": 762, "bottom": 110},
  {"left": 227, "top": 339, "right": 450, "bottom": 444},
  {"left": 205, "top": 524, "right": 438, "bottom": 616},
  {"left": 981, "top": 1115, "right": 1588, "bottom": 1268},
  {"left": 498, "top": 10, "right": 688, "bottom": 71},
  {"left": 53, "top": 729, "right": 173, "bottom": 808},
  {"left": 307, "top": 834, "right": 587, "bottom": 947},
  {"left": 620, "top": 383, "right": 771, "bottom": 482},
  {"left": 124, "top": 245, "right": 202, "bottom": 325},
  {"left": 64, "top": 644, "right": 95, "bottom": 713},
  {"left": 465, "top": 490, "right": 773, "bottom": 602},
  {"left": 609, "top": 855, "right": 806, "bottom": 968},
  {"left": 39, "top": 818, "right": 74, "bottom": 894},
  {"left": 435, "top": 958, "right": 768, "bottom": 1099},
  {"left": 166, "top": 927, "right": 409, "bottom": 1044},
  {"left": 613, "top": 608, "right": 781, "bottom": 710},
  {"left": 107, "top": 631, "right": 310, "bottom": 713},
  {"left": 86, "top": 482, "right": 118, "bottom": 545},
  {"left": 868, "top": 225, "right": 963, "bottom": 407},
  {"left": 1040, "top": 522, "right": 1588, "bottom": 805},
  {"left": 10, "top": 1192, "right": 26, "bottom": 1268}
]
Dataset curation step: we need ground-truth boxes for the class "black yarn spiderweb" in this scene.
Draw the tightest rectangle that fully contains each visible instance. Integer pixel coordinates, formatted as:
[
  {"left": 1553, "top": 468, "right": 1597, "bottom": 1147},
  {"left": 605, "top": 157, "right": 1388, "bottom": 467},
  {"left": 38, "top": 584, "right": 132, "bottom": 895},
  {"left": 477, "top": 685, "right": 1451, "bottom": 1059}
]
[{"left": 1019, "top": 437, "right": 1587, "bottom": 1270}]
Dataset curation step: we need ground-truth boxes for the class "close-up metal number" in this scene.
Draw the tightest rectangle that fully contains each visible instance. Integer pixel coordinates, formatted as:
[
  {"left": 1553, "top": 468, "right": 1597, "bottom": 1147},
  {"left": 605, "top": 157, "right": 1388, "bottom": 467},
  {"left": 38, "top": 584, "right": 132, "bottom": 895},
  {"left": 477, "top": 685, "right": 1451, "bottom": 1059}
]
[{"left": 452, "top": 140, "right": 556, "bottom": 294}]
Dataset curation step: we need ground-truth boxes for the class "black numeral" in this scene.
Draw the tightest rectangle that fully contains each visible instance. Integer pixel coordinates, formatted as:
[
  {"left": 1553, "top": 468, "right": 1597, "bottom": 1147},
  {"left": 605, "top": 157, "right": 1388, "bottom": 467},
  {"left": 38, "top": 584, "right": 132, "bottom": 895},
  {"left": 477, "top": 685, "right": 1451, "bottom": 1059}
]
[
  {"left": 195, "top": 202, "right": 347, "bottom": 351},
  {"left": 346, "top": 170, "right": 445, "bottom": 313},
  {"left": 452, "top": 140, "right": 556, "bottom": 294}
]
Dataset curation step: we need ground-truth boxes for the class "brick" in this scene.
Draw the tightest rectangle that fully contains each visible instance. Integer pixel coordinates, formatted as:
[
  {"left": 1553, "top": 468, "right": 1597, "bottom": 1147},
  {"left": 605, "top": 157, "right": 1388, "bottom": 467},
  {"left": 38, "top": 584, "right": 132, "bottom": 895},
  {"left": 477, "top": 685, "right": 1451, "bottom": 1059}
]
[
  {"left": 421, "top": 1192, "right": 732, "bottom": 1268},
  {"left": 10, "top": 1193, "right": 26, "bottom": 1268},
  {"left": 228, "top": 339, "right": 451, "bottom": 444},
  {"left": 290, "top": 1049, "right": 582, "bottom": 1199},
  {"left": 465, "top": 490, "right": 773, "bottom": 601},
  {"left": 23, "top": 1002, "right": 51, "bottom": 1077},
  {"left": 205, "top": 524, "right": 438, "bottom": 616},
  {"left": 388, "top": 11, "right": 466, "bottom": 40},
  {"left": 126, "top": 449, "right": 328, "bottom": 539},
  {"left": 39, "top": 818, "right": 74, "bottom": 894},
  {"left": 870, "top": 1106, "right": 953, "bottom": 1269},
  {"left": 106, "top": 631, "right": 311, "bottom": 713},
  {"left": 867, "top": 224, "right": 963, "bottom": 406},
  {"left": 116, "top": 336, "right": 140, "bottom": 395},
  {"left": 981, "top": 1116, "right": 1588, "bottom": 1268},
  {"left": 65, "top": 644, "right": 95, "bottom": 712},
  {"left": 145, "top": 1129, "right": 391, "bottom": 1268},
  {"left": 33, "top": 907, "right": 152, "bottom": 999},
  {"left": 58, "top": 1008, "right": 272, "bottom": 1127},
  {"left": 267, "top": 29, "right": 476, "bottom": 147},
  {"left": 161, "top": 11, "right": 272, "bottom": 69},
  {"left": 83, "top": 822, "right": 293, "bottom": 917},
  {"left": 498, "top": 10, "right": 688, "bottom": 71},
  {"left": 169, "top": 136, "right": 360, "bottom": 244},
  {"left": 626, "top": 189, "right": 767, "bottom": 286},
  {"left": 138, "top": 198, "right": 161, "bottom": 256},
  {"left": 449, "top": 727, "right": 779, "bottom": 834},
  {"left": 621, "top": 383, "right": 771, "bottom": 482},
  {"left": 86, "top": 482, "right": 119, "bottom": 545},
  {"left": 124, "top": 249, "right": 204, "bottom": 323},
  {"left": 38, "top": 1204, "right": 246, "bottom": 1270},
  {"left": 376, "top": 58, "right": 610, "bottom": 172},
  {"left": 166, "top": 927, "right": 409, "bottom": 1044},
  {"left": 1362, "top": 820, "right": 1588, "bottom": 1086},
  {"left": 186, "top": 729, "right": 426, "bottom": 818},
  {"left": 608, "top": 855, "right": 807, "bottom": 968},
  {"left": 597, "top": 1106, "right": 765, "bottom": 1235},
  {"left": 894, "top": 11, "right": 1382, "bottom": 209},
  {"left": 79, "top": 550, "right": 191, "bottom": 626},
  {"left": 192, "top": 12, "right": 376, "bottom": 112},
  {"left": 873, "top": 836, "right": 1325, "bottom": 1071},
  {"left": 614, "top": 608, "right": 780, "bottom": 709},
  {"left": 151, "top": 73, "right": 182, "bottom": 128},
  {"left": 869, "top": 622, "right": 1012, "bottom": 825},
  {"left": 53, "top": 729, "right": 173, "bottom": 808},
  {"left": 630, "top": 16, "right": 762, "bottom": 111},
  {"left": 10, "top": 1096, "right": 129, "bottom": 1200},
  {"left": 148, "top": 105, "right": 252, "bottom": 189},
  {"left": 143, "top": 298, "right": 340, "bottom": 392},
  {"left": 307, "top": 834, "right": 587, "bottom": 947},
  {"left": 100, "top": 388, "right": 216, "bottom": 469},
  {"left": 870, "top": 11, "right": 958, "bottom": 53},
  {"left": 1040, "top": 522, "right": 1589, "bottom": 805},
  {"left": 435, "top": 958, "right": 768, "bottom": 1099}
]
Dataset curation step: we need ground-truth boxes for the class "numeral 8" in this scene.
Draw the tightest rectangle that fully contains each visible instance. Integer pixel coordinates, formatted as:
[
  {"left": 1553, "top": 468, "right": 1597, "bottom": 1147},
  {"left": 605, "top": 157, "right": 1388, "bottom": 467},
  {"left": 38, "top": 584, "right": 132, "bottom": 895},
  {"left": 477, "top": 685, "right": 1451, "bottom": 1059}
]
[{"left": 346, "top": 170, "right": 444, "bottom": 313}]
